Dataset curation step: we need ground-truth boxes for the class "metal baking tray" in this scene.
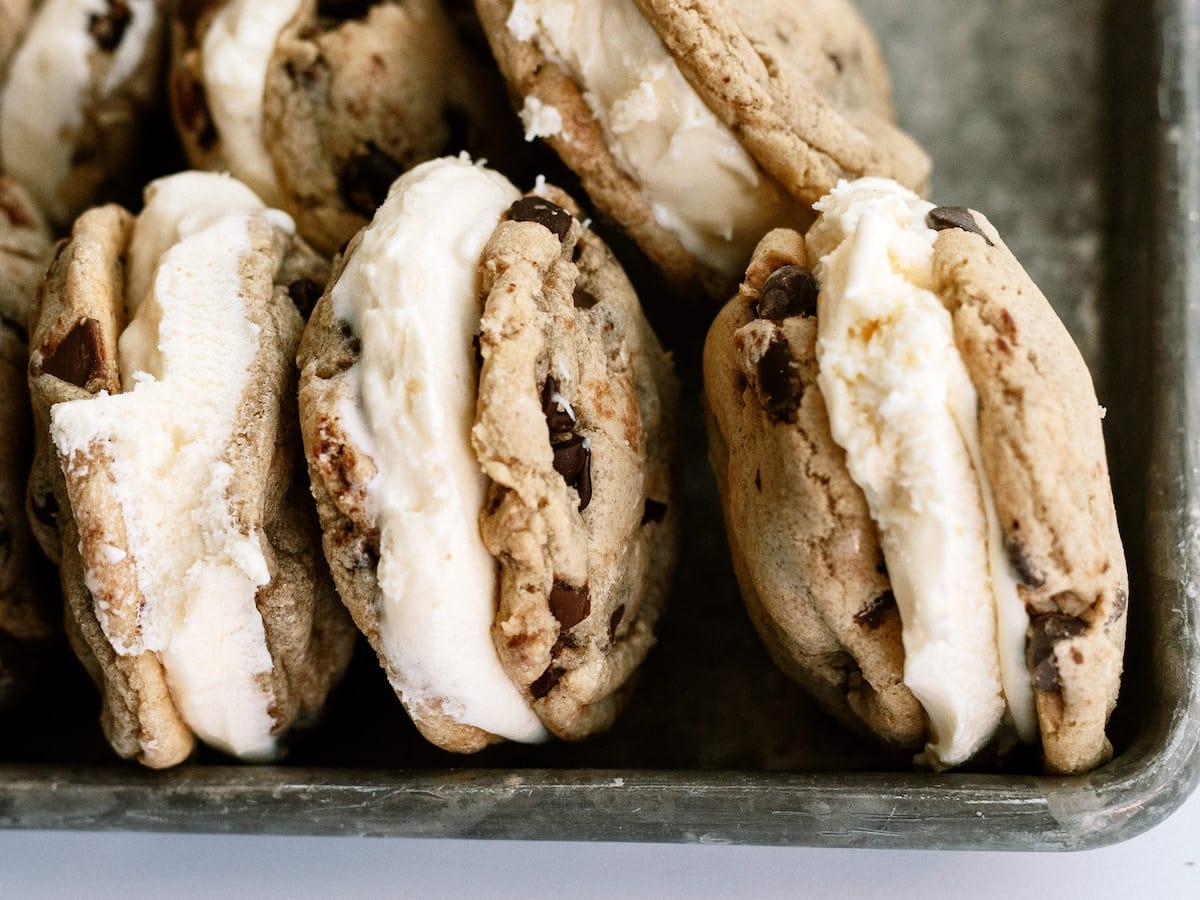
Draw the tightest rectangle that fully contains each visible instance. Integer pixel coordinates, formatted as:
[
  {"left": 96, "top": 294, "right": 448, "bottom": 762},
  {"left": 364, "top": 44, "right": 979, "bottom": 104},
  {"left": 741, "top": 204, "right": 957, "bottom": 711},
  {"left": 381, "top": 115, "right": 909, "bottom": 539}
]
[{"left": 1, "top": 0, "right": 1197, "bottom": 850}]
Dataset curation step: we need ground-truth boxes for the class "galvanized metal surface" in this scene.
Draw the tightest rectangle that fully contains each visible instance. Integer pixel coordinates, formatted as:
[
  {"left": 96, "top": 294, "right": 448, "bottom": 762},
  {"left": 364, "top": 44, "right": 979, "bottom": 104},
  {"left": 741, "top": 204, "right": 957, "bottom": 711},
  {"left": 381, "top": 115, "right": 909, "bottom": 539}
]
[{"left": 0, "top": 0, "right": 1197, "bottom": 849}]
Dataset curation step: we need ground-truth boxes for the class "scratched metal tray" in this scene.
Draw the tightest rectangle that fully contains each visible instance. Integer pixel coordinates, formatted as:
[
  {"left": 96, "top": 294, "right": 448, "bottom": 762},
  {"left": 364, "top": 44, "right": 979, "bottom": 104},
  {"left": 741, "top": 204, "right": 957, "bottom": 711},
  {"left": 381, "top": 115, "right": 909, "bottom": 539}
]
[{"left": 1, "top": 0, "right": 1197, "bottom": 850}]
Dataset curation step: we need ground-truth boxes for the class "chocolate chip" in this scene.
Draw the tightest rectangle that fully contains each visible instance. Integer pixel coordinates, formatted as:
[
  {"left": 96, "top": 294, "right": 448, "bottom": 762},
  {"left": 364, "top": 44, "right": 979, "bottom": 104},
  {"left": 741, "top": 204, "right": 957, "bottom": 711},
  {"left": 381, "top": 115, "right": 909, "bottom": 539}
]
[
  {"left": 317, "top": 0, "right": 374, "bottom": 21},
  {"left": 609, "top": 605, "right": 625, "bottom": 641},
  {"left": 0, "top": 517, "right": 11, "bottom": 569},
  {"left": 41, "top": 319, "right": 104, "bottom": 389},
  {"left": 541, "top": 377, "right": 576, "bottom": 434},
  {"left": 573, "top": 287, "right": 600, "bottom": 310},
  {"left": 88, "top": 0, "right": 132, "bottom": 51},
  {"left": 926, "top": 207, "right": 994, "bottom": 246},
  {"left": 854, "top": 591, "right": 896, "bottom": 629},
  {"left": 642, "top": 499, "right": 668, "bottom": 525},
  {"left": 552, "top": 434, "right": 592, "bottom": 511},
  {"left": 549, "top": 581, "right": 591, "bottom": 629},
  {"left": 757, "top": 338, "right": 802, "bottom": 423},
  {"left": 31, "top": 491, "right": 58, "bottom": 528},
  {"left": 1028, "top": 614, "right": 1087, "bottom": 692},
  {"left": 506, "top": 197, "right": 574, "bottom": 242},
  {"left": 755, "top": 265, "right": 818, "bottom": 321},
  {"left": 340, "top": 144, "right": 405, "bottom": 217},
  {"left": 530, "top": 666, "right": 563, "bottom": 699},
  {"left": 288, "top": 279, "right": 323, "bottom": 318},
  {"left": 471, "top": 333, "right": 484, "bottom": 373},
  {"left": 1006, "top": 536, "right": 1045, "bottom": 588}
]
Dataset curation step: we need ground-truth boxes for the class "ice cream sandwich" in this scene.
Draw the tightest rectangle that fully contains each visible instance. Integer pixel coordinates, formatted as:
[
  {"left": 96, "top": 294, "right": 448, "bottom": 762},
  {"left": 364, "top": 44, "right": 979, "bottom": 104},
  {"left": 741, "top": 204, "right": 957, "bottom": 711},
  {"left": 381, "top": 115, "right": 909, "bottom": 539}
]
[
  {"left": 0, "top": 0, "right": 167, "bottom": 225},
  {"left": 704, "top": 178, "right": 1126, "bottom": 774},
  {"left": 476, "top": 0, "right": 930, "bottom": 296},
  {"left": 26, "top": 171, "right": 355, "bottom": 766},
  {"left": 298, "top": 155, "right": 677, "bottom": 752}
]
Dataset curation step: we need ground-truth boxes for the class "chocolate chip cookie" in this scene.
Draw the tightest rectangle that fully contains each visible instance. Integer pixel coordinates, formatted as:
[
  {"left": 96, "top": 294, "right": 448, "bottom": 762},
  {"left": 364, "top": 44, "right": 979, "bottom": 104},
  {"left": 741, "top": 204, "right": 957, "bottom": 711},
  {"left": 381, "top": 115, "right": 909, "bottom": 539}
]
[
  {"left": 171, "top": 0, "right": 515, "bottom": 256},
  {"left": 298, "top": 155, "right": 677, "bottom": 752},
  {"left": 1, "top": 0, "right": 167, "bottom": 225},
  {"left": 705, "top": 179, "right": 1126, "bottom": 774},
  {"left": 476, "top": 0, "right": 930, "bottom": 297},
  {"left": 27, "top": 172, "right": 354, "bottom": 767}
]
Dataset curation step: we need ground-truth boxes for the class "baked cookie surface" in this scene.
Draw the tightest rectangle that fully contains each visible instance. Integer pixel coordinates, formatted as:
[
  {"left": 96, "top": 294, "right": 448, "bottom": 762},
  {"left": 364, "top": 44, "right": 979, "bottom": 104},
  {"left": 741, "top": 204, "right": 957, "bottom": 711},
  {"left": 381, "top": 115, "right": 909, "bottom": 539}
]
[{"left": 474, "top": 188, "right": 678, "bottom": 741}]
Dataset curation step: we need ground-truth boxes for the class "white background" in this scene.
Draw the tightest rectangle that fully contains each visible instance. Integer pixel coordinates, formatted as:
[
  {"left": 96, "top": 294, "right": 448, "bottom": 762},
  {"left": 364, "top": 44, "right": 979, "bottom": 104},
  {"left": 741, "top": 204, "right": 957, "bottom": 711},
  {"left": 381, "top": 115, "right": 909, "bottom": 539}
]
[{"left": 0, "top": 781, "right": 1196, "bottom": 898}]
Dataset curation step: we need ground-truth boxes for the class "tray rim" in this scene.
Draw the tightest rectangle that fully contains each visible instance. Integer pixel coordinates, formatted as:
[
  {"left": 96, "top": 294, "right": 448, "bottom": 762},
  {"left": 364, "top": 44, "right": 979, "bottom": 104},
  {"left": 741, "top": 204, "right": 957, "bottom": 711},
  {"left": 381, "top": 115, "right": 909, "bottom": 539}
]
[{"left": 1, "top": 0, "right": 1198, "bottom": 851}]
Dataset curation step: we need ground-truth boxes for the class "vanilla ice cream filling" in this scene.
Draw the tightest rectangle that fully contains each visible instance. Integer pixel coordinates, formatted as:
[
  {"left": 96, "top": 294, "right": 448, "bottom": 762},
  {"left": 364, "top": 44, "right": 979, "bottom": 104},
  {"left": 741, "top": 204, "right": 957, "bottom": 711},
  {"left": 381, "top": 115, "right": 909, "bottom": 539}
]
[
  {"left": 50, "top": 172, "right": 291, "bottom": 760},
  {"left": 332, "top": 156, "right": 547, "bottom": 743},
  {"left": 201, "top": 0, "right": 303, "bottom": 205},
  {"left": 507, "top": 0, "right": 799, "bottom": 276},
  {"left": 0, "top": 0, "right": 156, "bottom": 221},
  {"left": 808, "top": 178, "right": 1035, "bottom": 766}
]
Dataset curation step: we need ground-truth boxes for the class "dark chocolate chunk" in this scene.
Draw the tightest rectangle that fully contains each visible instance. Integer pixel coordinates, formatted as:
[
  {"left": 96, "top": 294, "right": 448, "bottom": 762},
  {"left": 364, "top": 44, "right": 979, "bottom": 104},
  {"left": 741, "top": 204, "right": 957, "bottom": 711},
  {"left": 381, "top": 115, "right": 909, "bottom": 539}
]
[
  {"left": 573, "top": 287, "right": 600, "bottom": 310},
  {"left": 549, "top": 581, "right": 591, "bottom": 629},
  {"left": 641, "top": 499, "right": 668, "bottom": 525},
  {"left": 288, "top": 279, "right": 323, "bottom": 319},
  {"left": 1006, "top": 535, "right": 1045, "bottom": 588},
  {"left": 340, "top": 144, "right": 405, "bottom": 217},
  {"left": 541, "top": 377, "right": 576, "bottom": 434},
  {"left": 506, "top": 197, "right": 574, "bottom": 241},
  {"left": 552, "top": 434, "right": 592, "bottom": 510},
  {"left": 530, "top": 666, "right": 563, "bottom": 699},
  {"left": 755, "top": 265, "right": 818, "bottom": 321},
  {"left": 41, "top": 319, "right": 104, "bottom": 390},
  {"left": 757, "top": 338, "right": 802, "bottom": 423},
  {"left": 88, "top": 0, "right": 132, "bottom": 51},
  {"left": 608, "top": 605, "right": 625, "bottom": 641},
  {"left": 926, "top": 207, "right": 994, "bottom": 246},
  {"left": 0, "top": 516, "right": 11, "bottom": 568},
  {"left": 854, "top": 591, "right": 896, "bottom": 629},
  {"left": 1027, "top": 614, "right": 1087, "bottom": 692}
]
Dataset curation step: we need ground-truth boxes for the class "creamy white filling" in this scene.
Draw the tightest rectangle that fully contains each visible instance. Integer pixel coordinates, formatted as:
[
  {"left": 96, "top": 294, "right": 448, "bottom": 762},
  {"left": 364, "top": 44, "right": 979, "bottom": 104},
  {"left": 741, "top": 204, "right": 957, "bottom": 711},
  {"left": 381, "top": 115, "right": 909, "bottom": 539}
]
[
  {"left": 507, "top": 0, "right": 798, "bottom": 276},
  {"left": 519, "top": 96, "right": 564, "bottom": 142},
  {"left": 0, "top": 0, "right": 156, "bottom": 221},
  {"left": 808, "top": 178, "right": 1035, "bottom": 766},
  {"left": 50, "top": 172, "right": 289, "bottom": 760},
  {"left": 201, "top": 0, "right": 302, "bottom": 206},
  {"left": 332, "top": 156, "right": 547, "bottom": 743}
]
